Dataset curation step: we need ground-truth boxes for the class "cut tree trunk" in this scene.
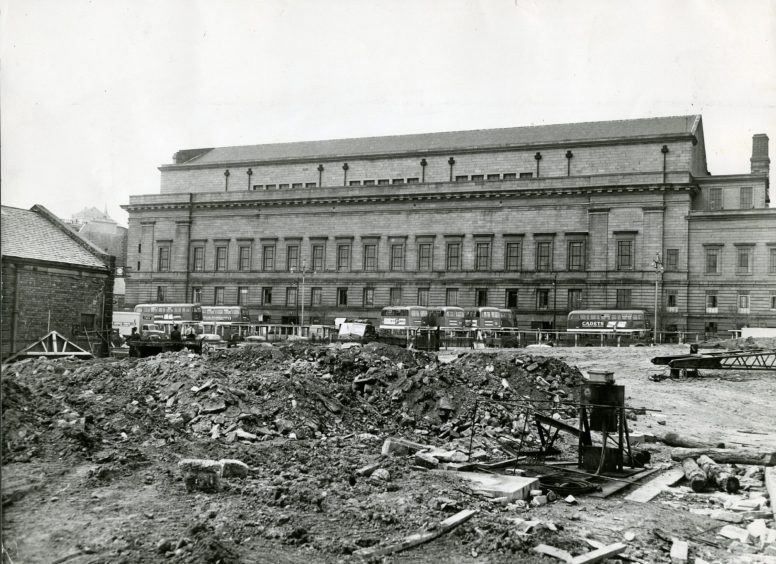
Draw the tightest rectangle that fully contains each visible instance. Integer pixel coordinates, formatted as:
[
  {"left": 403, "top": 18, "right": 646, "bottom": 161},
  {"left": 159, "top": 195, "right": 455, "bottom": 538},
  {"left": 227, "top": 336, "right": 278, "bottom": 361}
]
[
  {"left": 697, "top": 454, "right": 740, "bottom": 493},
  {"left": 681, "top": 458, "right": 707, "bottom": 492},
  {"left": 670, "top": 448, "right": 776, "bottom": 467},
  {"left": 651, "top": 430, "right": 724, "bottom": 449}
]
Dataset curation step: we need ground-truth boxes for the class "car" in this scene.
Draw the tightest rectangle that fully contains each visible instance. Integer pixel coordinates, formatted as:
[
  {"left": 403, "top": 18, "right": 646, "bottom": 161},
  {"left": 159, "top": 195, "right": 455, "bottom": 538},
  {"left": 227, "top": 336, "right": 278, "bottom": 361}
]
[
  {"left": 196, "top": 333, "right": 226, "bottom": 350},
  {"left": 141, "top": 330, "right": 166, "bottom": 341}
]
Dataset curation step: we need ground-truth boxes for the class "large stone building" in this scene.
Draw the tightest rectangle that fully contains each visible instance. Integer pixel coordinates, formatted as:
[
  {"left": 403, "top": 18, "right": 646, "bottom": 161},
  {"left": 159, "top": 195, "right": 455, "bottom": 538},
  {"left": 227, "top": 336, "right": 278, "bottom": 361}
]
[
  {"left": 123, "top": 115, "right": 775, "bottom": 337},
  {"left": 1, "top": 205, "right": 115, "bottom": 359}
]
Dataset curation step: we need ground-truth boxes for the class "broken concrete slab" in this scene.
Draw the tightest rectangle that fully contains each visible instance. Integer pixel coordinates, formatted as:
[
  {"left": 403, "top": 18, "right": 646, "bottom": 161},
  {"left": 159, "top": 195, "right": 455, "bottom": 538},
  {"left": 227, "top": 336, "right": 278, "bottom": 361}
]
[
  {"left": 670, "top": 538, "right": 688, "bottom": 562},
  {"left": 718, "top": 524, "right": 749, "bottom": 543},
  {"left": 220, "top": 459, "right": 249, "bottom": 479},
  {"left": 433, "top": 470, "right": 539, "bottom": 501},
  {"left": 381, "top": 437, "right": 431, "bottom": 456},
  {"left": 414, "top": 452, "right": 439, "bottom": 469}
]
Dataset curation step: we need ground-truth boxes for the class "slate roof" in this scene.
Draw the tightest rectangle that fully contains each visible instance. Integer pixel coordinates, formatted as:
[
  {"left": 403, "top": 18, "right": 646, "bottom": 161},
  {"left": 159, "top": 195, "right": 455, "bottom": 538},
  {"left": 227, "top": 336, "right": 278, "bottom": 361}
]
[
  {"left": 178, "top": 115, "right": 702, "bottom": 166},
  {"left": 1, "top": 206, "right": 109, "bottom": 269}
]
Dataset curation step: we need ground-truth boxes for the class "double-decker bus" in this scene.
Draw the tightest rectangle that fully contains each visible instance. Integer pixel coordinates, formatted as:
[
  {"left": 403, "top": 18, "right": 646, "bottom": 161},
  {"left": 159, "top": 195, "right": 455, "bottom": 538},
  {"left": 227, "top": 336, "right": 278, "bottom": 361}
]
[
  {"left": 566, "top": 310, "right": 649, "bottom": 334},
  {"left": 464, "top": 307, "right": 502, "bottom": 329},
  {"left": 133, "top": 303, "right": 204, "bottom": 337},
  {"left": 498, "top": 309, "right": 517, "bottom": 329},
  {"left": 567, "top": 310, "right": 650, "bottom": 344},
  {"left": 379, "top": 306, "right": 429, "bottom": 330},
  {"left": 201, "top": 306, "right": 253, "bottom": 340},
  {"left": 378, "top": 306, "right": 431, "bottom": 347},
  {"left": 427, "top": 306, "right": 466, "bottom": 329}
]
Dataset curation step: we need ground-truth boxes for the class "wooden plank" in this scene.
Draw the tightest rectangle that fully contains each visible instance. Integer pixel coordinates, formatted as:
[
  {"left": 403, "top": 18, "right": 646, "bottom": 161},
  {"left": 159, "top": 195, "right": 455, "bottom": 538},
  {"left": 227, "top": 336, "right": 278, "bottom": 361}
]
[
  {"left": 670, "top": 447, "right": 776, "bottom": 466},
  {"left": 624, "top": 467, "right": 685, "bottom": 503},
  {"left": 588, "top": 467, "right": 661, "bottom": 499},
  {"left": 570, "top": 542, "right": 627, "bottom": 564},
  {"left": 766, "top": 467, "right": 776, "bottom": 521},
  {"left": 354, "top": 509, "right": 476, "bottom": 558},
  {"left": 533, "top": 543, "right": 573, "bottom": 562}
]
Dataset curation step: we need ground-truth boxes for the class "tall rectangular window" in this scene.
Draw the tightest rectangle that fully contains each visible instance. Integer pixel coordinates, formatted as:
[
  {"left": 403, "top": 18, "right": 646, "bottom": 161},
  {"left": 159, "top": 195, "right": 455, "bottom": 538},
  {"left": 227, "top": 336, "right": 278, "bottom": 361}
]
[
  {"left": 418, "top": 288, "right": 429, "bottom": 307},
  {"left": 389, "top": 287, "right": 402, "bottom": 306},
  {"left": 238, "top": 286, "right": 248, "bottom": 305},
  {"left": 666, "top": 249, "right": 679, "bottom": 271},
  {"left": 536, "top": 289, "right": 549, "bottom": 309},
  {"left": 770, "top": 292, "right": 776, "bottom": 310},
  {"left": 568, "top": 289, "right": 583, "bottom": 309},
  {"left": 536, "top": 241, "right": 552, "bottom": 271},
  {"left": 214, "top": 287, "right": 225, "bottom": 305},
  {"left": 262, "top": 287, "right": 272, "bottom": 305},
  {"left": 262, "top": 245, "right": 275, "bottom": 271},
  {"left": 337, "top": 287, "right": 348, "bottom": 306},
  {"left": 666, "top": 290, "right": 678, "bottom": 310},
  {"left": 418, "top": 243, "right": 432, "bottom": 271},
  {"left": 157, "top": 247, "right": 170, "bottom": 272},
  {"left": 191, "top": 287, "right": 202, "bottom": 304},
  {"left": 446, "top": 243, "right": 461, "bottom": 270},
  {"left": 286, "top": 287, "right": 298, "bottom": 306},
  {"left": 505, "top": 242, "right": 521, "bottom": 271},
  {"left": 157, "top": 286, "right": 166, "bottom": 302},
  {"left": 476, "top": 289, "right": 488, "bottom": 307},
  {"left": 740, "top": 186, "right": 753, "bottom": 209},
  {"left": 311, "top": 287, "right": 322, "bottom": 305},
  {"left": 706, "top": 291, "right": 718, "bottom": 312},
  {"left": 363, "top": 287, "right": 374, "bottom": 306},
  {"left": 215, "top": 246, "right": 227, "bottom": 271},
  {"left": 192, "top": 247, "right": 204, "bottom": 272},
  {"left": 475, "top": 243, "right": 490, "bottom": 271},
  {"left": 238, "top": 246, "right": 251, "bottom": 271},
  {"left": 337, "top": 244, "right": 350, "bottom": 271},
  {"left": 771, "top": 248, "right": 776, "bottom": 274},
  {"left": 286, "top": 245, "right": 299, "bottom": 271},
  {"left": 390, "top": 244, "right": 404, "bottom": 271},
  {"left": 567, "top": 241, "right": 585, "bottom": 271},
  {"left": 705, "top": 247, "right": 720, "bottom": 274},
  {"left": 312, "top": 244, "right": 324, "bottom": 271},
  {"left": 446, "top": 288, "right": 458, "bottom": 306},
  {"left": 736, "top": 247, "right": 752, "bottom": 274},
  {"left": 616, "top": 240, "right": 633, "bottom": 271},
  {"left": 708, "top": 187, "right": 723, "bottom": 210},
  {"left": 363, "top": 244, "right": 377, "bottom": 271},
  {"left": 615, "top": 288, "right": 632, "bottom": 308},
  {"left": 506, "top": 289, "right": 518, "bottom": 308},
  {"left": 738, "top": 292, "right": 750, "bottom": 313}
]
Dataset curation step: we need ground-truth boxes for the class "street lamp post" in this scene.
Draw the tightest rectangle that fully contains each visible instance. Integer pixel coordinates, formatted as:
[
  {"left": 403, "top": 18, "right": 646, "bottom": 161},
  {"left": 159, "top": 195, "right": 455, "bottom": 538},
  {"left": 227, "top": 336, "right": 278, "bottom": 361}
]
[
  {"left": 651, "top": 252, "right": 664, "bottom": 344},
  {"left": 552, "top": 272, "right": 558, "bottom": 335}
]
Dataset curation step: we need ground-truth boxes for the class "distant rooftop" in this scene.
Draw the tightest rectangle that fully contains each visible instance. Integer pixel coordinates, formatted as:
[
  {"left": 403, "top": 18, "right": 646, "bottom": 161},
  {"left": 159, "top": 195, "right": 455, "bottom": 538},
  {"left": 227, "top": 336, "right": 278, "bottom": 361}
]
[
  {"left": 1, "top": 205, "right": 109, "bottom": 269},
  {"left": 170, "top": 115, "right": 702, "bottom": 166}
]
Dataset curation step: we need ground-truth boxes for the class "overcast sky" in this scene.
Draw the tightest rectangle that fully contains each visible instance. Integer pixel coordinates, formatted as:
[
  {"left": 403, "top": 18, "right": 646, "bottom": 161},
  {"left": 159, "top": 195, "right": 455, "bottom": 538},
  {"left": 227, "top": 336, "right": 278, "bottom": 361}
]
[{"left": 2, "top": 0, "right": 775, "bottom": 225}]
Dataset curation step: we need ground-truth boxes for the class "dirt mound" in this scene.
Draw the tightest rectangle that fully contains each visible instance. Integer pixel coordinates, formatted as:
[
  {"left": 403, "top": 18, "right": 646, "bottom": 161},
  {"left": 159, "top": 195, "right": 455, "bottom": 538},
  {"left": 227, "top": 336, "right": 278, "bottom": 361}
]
[{"left": 2, "top": 345, "right": 583, "bottom": 467}]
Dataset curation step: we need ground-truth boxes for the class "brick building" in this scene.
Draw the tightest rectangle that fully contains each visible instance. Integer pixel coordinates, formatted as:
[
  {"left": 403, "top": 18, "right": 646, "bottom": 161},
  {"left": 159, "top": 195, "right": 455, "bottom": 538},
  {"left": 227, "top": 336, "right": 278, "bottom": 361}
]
[
  {"left": 122, "top": 115, "right": 775, "bottom": 336},
  {"left": 1, "top": 205, "right": 115, "bottom": 359}
]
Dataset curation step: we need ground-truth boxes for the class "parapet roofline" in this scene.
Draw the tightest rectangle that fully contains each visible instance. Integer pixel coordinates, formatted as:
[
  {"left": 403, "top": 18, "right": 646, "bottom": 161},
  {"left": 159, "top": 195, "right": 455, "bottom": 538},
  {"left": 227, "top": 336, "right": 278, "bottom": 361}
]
[{"left": 160, "top": 115, "right": 702, "bottom": 170}]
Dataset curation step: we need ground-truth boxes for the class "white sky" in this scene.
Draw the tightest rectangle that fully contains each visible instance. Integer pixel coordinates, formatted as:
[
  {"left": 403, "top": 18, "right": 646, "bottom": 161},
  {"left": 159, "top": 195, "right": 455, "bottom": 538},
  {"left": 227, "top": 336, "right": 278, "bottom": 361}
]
[{"left": 2, "top": 0, "right": 775, "bottom": 226}]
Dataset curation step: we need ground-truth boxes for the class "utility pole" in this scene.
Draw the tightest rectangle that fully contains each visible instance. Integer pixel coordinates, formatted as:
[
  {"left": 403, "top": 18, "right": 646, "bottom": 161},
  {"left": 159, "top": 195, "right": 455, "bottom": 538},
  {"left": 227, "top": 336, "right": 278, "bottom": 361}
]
[
  {"left": 651, "top": 252, "right": 664, "bottom": 344},
  {"left": 552, "top": 271, "right": 558, "bottom": 334}
]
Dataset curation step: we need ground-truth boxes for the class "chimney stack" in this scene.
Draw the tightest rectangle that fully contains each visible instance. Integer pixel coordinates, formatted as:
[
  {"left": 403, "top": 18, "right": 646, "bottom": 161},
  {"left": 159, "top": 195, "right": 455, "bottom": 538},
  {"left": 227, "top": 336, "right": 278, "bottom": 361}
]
[{"left": 751, "top": 134, "right": 770, "bottom": 176}]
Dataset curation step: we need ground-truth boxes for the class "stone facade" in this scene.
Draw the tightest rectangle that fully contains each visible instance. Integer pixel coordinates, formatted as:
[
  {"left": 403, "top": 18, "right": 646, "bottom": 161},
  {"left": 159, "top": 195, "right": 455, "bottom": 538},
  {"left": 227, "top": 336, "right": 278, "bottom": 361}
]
[{"left": 123, "top": 116, "right": 775, "bottom": 337}]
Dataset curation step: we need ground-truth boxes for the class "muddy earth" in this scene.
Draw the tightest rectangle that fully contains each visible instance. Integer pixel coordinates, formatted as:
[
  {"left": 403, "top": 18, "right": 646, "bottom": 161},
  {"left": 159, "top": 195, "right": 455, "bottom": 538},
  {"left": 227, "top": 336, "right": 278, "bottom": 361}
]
[{"left": 2, "top": 342, "right": 775, "bottom": 563}]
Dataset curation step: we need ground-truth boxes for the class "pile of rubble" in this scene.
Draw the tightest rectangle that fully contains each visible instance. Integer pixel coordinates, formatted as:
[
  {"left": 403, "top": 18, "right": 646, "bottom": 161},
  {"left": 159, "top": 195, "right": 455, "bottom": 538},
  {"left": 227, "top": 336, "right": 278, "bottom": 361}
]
[{"left": 1, "top": 343, "right": 584, "bottom": 467}]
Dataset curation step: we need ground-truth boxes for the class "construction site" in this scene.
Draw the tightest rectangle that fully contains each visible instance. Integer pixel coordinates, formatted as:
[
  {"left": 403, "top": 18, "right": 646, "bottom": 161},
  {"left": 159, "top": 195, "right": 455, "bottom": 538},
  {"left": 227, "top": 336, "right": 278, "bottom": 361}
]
[{"left": 2, "top": 338, "right": 776, "bottom": 564}]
